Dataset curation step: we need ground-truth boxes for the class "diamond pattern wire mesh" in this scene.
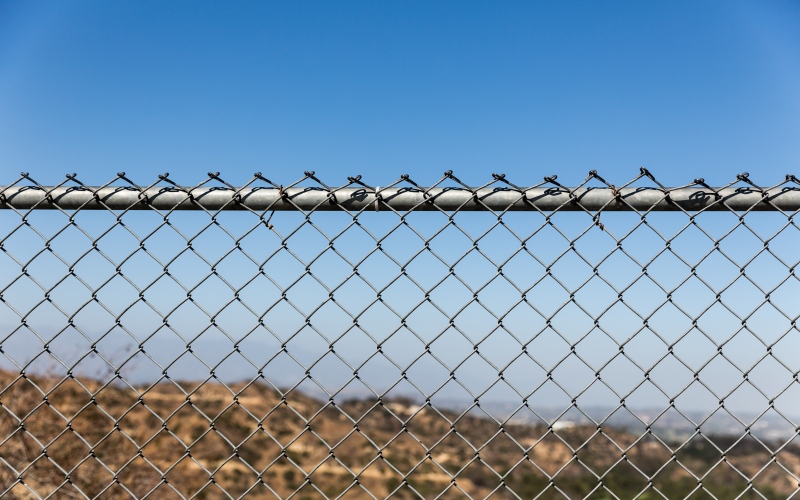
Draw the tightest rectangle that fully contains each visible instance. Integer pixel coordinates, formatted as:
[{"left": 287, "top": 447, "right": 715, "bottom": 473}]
[{"left": 0, "top": 170, "right": 799, "bottom": 499}]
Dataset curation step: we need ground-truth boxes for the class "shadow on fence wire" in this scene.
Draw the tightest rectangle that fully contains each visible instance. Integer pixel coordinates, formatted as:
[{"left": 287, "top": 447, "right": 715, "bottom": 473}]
[{"left": 0, "top": 170, "right": 799, "bottom": 499}]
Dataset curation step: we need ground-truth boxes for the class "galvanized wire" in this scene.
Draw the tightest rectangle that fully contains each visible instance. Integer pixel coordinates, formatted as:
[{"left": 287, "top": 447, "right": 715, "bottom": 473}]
[{"left": 0, "top": 171, "right": 799, "bottom": 499}]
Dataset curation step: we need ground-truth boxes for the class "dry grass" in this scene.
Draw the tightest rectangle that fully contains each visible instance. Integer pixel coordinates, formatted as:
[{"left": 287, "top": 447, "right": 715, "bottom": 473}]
[{"left": 0, "top": 370, "right": 797, "bottom": 499}]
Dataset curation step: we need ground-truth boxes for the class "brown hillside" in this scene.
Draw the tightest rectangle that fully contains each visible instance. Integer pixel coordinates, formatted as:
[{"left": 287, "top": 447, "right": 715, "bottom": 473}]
[{"left": 0, "top": 370, "right": 796, "bottom": 499}]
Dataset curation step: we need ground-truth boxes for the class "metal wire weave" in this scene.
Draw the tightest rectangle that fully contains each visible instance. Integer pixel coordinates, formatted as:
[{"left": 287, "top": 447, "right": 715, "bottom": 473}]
[{"left": 0, "top": 170, "right": 799, "bottom": 499}]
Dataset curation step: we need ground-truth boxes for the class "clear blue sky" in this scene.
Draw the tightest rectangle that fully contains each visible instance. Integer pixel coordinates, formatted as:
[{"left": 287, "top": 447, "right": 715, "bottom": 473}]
[
  {"left": 1, "top": 1, "right": 799, "bottom": 187},
  {"left": 2, "top": 3, "right": 800, "bottom": 419}
]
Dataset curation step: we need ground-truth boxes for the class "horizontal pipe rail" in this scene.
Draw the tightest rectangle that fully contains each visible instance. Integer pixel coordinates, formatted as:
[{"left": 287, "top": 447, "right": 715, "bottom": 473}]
[{"left": 2, "top": 185, "right": 799, "bottom": 211}]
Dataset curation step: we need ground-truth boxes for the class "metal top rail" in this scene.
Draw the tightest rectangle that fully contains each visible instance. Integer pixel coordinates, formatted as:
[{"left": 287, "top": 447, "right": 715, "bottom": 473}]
[
  {"left": 3, "top": 185, "right": 800, "bottom": 212},
  {"left": 2, "top": 168, "right": 800, "bottom": 212}
]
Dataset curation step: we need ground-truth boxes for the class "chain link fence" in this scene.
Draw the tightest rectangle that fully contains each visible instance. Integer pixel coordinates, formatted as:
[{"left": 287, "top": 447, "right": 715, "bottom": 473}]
[{"left": 1, "top": 170, "right": 799, "bottom": 499}]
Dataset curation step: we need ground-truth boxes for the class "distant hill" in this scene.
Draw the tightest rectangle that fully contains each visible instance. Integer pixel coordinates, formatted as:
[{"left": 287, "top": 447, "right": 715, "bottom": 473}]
[{"left": 0, "top": 369, "right": 796, "bottom": 499}]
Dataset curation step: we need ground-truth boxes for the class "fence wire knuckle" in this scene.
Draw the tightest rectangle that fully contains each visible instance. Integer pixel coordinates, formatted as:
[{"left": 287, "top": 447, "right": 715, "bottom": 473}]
[{"left": 0, "top": 172, "right": 799, "bottom": 499}]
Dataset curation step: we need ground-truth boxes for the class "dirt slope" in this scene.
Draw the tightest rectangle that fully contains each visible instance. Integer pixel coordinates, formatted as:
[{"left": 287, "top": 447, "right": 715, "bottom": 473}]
[{"left": 0, "top": 370, "right": 796, "bottom": 499}]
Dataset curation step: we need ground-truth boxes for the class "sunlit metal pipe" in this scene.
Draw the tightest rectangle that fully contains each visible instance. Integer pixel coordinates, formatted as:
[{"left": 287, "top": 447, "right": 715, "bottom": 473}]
[{"left": 2, "top": 186, "right": 799, "bottom": 211}]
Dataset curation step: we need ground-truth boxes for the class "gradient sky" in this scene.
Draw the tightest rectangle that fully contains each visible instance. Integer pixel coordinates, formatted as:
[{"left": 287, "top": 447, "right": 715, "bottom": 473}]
[
  {"left": 1, "top": 1, "right": 799, "bottom": 187},
  {"left": 2, "top": 3, "right": 800, "bottom": 422}
]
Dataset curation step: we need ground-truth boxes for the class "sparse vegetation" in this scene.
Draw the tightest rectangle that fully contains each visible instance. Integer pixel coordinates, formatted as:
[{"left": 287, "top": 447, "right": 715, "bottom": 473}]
[{"left": 0, "top": 369, "right": 796, "bottom": 499}]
